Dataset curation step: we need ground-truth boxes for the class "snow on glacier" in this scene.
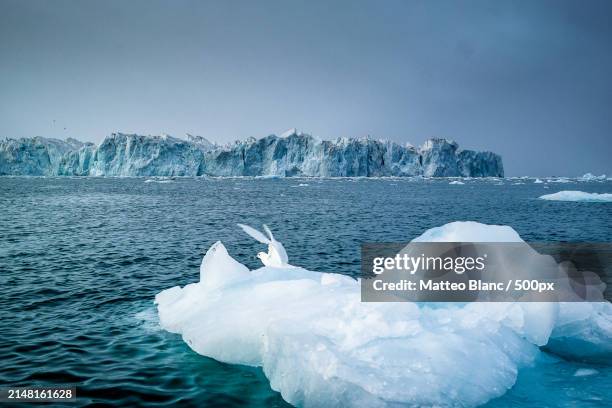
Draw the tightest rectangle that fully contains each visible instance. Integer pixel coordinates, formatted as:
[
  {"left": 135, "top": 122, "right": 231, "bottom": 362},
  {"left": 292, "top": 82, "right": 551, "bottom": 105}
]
[
  {"left": 155, "top": 221, "right": 611, "bottom": 407},
  {"left": 0, "top": 133, "right": 504, "bottom": 177},
  {"left": 539, "top": 191, "right": 612, "bottom": 202}
]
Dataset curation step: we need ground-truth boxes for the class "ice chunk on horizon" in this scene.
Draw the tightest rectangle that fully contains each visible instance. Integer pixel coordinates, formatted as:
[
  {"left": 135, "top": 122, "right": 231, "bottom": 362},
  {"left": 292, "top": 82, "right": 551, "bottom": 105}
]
[
  {"left": 548, "top": 178, "right": 573, "bottom": 183},
  {"left": 539, "top": 191, "right": 612, "bottom": 202},
  {"left": 574, "top": 368, "right": 599, "bottom": 377},
  {"left": 144, "top": 178, "right": 173, "bottom": 183}
]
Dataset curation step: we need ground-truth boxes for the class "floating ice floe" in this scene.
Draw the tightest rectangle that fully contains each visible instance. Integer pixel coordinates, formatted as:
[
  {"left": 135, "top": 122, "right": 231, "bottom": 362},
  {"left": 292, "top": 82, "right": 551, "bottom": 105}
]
[
  {"left": 579, "top": 173, "right": 607, "bottom": 181},
  {"left": 156, "top": 221, "right": 611, "bottom": 407},
  {"left": 573, "top": 368, "right": 599, "bottom": 377},
  {"left": 449, "top": 180, "right": 464, "bottom": 185},
  {"left": 534, "top": 178, "right": 544, "bottom": 184},
  {"left": 539, "top": 191, "right": 612, "bottom": 202}
]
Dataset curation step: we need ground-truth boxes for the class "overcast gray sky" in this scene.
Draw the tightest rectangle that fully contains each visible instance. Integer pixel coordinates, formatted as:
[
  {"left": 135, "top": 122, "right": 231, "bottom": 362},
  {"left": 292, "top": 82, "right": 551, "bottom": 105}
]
[{"left": 1, "top": 0, "right": 610, "bottom": 176}]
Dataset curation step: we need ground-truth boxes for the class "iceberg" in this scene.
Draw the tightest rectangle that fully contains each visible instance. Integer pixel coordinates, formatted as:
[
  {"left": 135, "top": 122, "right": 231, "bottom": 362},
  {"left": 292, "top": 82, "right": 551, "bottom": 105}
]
[
  {"left": 144, "top": 178, "right": 173, "bottom": 184},
  {"left": 539, "top": 191, "right": 612, "bottom": 202},
  {"left": 155, "top": 221, "right": 611, "bottom": 407},
  {"left": 0, "top": 136, "right": 89, "bottom": 176},
  {"left": 573, "top": 368, "right": 599, "bottom": 377},
  {"left": 0, "top": 133, "right": 504, "bottom": 177},
  {"left": 579, "top": 173, "right": 607, "bottom": 181}
]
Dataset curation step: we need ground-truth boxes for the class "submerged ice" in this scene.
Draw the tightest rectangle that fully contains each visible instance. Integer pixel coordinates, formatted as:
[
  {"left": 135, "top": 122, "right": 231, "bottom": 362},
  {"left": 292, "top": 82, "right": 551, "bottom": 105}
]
[
  {"left": 155, "top": 221, "right": 611, "bottom": 407},
  {"left": 0, "top": 132, "right": 504, "bottom": 177}
]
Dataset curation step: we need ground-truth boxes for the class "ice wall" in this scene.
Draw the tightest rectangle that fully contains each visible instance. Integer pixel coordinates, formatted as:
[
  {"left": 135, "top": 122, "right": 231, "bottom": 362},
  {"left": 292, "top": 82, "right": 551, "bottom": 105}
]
[
  {"left": 0, "top": 132, "right": 504, "bottom": 177},
  {"left": 0, "top": 136, "right": 87, "bottom": 176}
]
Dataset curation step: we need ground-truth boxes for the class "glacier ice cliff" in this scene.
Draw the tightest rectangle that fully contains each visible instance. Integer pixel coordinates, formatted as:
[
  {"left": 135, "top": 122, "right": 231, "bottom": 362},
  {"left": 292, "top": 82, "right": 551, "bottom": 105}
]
[
  {"left": 0, "top": 136, "right": 88, "bottom": 176},
  {"left": 0, "top": 131, "right": 503, "bottom": 177}
]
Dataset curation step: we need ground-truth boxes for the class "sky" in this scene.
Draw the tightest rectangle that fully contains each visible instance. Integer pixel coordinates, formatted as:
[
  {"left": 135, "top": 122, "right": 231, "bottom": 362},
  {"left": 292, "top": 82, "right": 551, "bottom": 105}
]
[{"left": 0, "top": 0, "right": 610, "bottom": 176}]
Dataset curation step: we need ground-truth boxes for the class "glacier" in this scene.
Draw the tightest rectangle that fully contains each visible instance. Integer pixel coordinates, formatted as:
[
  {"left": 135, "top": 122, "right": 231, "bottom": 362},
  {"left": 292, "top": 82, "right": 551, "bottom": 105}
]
[
  {"left": 579, "top": 173, "right": 607, "bottom": 181},
  {"left": 155, "top": 221, "right": 611, "bottom": 407},
  {"left": 0, "top": 131, "right": 503, "bottom": 177}
]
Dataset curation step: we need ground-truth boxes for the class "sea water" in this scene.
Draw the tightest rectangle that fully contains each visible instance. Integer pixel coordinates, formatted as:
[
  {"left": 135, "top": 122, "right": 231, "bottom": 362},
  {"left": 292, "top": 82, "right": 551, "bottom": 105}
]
[{"left": 0, "top": 177, "right": 610, "bottom": 406}]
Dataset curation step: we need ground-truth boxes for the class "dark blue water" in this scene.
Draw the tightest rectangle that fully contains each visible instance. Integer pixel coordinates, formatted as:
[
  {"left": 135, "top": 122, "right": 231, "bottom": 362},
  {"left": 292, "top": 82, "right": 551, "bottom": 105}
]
[{"left": 1, "top": 177, "right": 610, "bottom": 406}]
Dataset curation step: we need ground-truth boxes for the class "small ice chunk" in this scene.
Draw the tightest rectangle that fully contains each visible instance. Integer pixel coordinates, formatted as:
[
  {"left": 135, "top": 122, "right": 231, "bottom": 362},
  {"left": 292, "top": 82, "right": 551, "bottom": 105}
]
[
  {"left": 579, "top": 173, "right": 606, "bottom": 181},
  {"left": 539, "top": 191, "right": 612, "bottom": 202},
  {"left": 548, "top": 178, "right": 573, "bottom": 183},
  {"left": 574, "top": 368, "right": 599, "bottom": 377}
]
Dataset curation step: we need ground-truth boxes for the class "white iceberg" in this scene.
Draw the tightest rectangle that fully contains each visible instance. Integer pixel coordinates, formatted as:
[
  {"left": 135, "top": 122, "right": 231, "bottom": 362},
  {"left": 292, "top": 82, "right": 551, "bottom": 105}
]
[
  {"left": 534, "top": 178, "right": 544, "bottom": 184},
  {"left": 449, "top": 180, "right": 464, "bottom": 185},
  {"left": 156, "top": 221, "right": 611, "bottom": 407},
  {"left": 547, "top": 178, "right": 573, "bottom": 183},
  {"left": 144, "top": 178, "right": 173, "bottom": 183},
  {"left": 539, "top": 191, "right": 612, "bottom": 202},
  {"left": 579, "top": 173, "right": 607, "bottom": 181}
]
